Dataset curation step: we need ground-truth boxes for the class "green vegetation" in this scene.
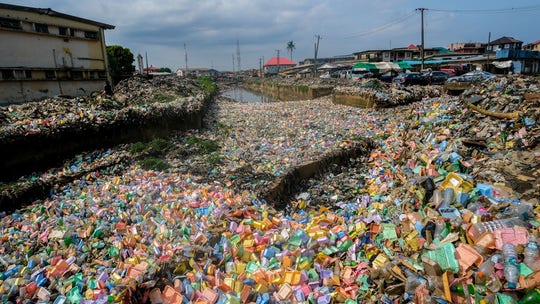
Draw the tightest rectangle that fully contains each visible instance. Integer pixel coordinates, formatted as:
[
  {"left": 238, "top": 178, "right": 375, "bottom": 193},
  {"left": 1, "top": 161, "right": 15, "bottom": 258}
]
[
  {"left": 140, "top": 157, "right": 170, "bottom": 171},
  {"left": 197, "top": 77, "right": 217, "bottom": 95},
  {"left": 130, "top": 142, "right": 147, "bottom": 154},
  {"left": 107, "top": 45, "right": 135, "bottom": 85},
  {"left": 130, "top": 138, "right": 175, "bottom": 155},
  {"left": 186, "top": 136, "right": 219, "bottom": 154},
  {"left": 149, "top": 138, "right": 175, "bottom": 151},
  {"left": 130, "top": 139, "right": 175, "bottom": 170}
]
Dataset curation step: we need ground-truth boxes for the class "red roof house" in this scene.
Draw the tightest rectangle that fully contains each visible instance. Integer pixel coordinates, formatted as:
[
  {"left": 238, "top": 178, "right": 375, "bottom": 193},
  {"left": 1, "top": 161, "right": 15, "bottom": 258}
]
[
  {"left": 263, "top": 57, "right": 296, "bottom": 75},
  {"left": 263, "top": 57, "right": 296, "bottom": 67}
]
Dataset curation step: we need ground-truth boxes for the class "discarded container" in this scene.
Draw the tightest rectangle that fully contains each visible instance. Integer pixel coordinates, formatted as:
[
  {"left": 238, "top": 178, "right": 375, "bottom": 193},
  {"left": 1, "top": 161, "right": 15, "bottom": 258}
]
[
  {"left": 502, "top": 243, "right": 519, "bottom": 289},
  {"left": 523, "top": 237, "right": 539, "bottom": 271},
  {"left": 519, "top": 289, "right": 540, "bottom": 304},
  {"left": 468, "top": 217, "right": 525, "bottom": 241}
]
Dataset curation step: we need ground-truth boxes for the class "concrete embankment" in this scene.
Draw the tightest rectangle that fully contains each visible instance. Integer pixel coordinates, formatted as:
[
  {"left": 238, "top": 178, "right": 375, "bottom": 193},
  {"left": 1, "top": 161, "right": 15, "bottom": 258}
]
[
  {"left": 260, "top": 139, "right": 375, "bottom": 209},
  {"left": 242, "top": 80, "right": 334, "bottom": 101},
  {"left": 0, "top": 102, "right": 209, "bottom": 181}
]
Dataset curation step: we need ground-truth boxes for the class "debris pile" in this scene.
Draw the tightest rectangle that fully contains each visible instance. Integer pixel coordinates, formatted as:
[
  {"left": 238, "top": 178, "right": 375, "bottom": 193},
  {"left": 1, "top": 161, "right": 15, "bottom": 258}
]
[
  {"left": 0, "top": 76, "right": 208, "bottom": 140},
  {"left": 0, "top": 75, "right": 538, "bottom": 304},
  {"left": 334, "top": 79, "right": 444, "bottom": 107}
]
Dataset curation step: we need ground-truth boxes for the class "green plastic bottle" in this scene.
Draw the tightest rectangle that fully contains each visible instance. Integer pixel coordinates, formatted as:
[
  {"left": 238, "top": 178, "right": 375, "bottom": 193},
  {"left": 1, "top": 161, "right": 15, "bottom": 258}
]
[{"left": 519, "top": 289, "right": 540, "bottom": 304}]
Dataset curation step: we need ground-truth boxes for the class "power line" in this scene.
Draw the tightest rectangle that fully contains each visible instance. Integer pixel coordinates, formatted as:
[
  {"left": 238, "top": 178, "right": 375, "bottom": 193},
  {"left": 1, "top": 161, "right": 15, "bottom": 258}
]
[
  {"left": 429, "top": 5, "right": 540, "bottom": 14},
  {"left": 341, "top": 10, "right": 416, "bottom": 39}
]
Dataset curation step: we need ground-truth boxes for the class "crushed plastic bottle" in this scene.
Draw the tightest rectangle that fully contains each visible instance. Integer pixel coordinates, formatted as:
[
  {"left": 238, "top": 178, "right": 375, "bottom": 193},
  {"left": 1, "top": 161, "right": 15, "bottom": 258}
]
[
  {"left": 502, "top": 243, "right": 519, "bottom": 289},
  {"left": 468, "top": 217, "right": 525, "bottom": 241}
]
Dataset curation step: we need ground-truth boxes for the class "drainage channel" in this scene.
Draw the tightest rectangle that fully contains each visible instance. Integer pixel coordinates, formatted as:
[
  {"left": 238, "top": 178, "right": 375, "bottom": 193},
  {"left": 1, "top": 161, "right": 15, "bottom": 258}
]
[
  {"left": 221, "top": 86, "right": 277, "bottom": 103},
  {"left": 259, "top": 139, "right": 376, "bottom": 210}
]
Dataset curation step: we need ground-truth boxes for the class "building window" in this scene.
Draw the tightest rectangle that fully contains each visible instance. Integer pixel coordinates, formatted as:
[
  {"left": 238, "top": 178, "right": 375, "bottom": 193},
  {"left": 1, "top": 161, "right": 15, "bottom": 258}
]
[
  {"left": 98, "top": 71, "right": 107, "bottom": 79},
  {"left": 13, "top": 70, "right": 32, "bottom": 79},
  {"left": 45, "top": 71, "right": 56, "bottom": 79},
  {"left": 71, "top": 71, "right": 83, "bottom": 80},
  {"left": 1, "top": 70, "right": 14, "bottom": 80},
  {"left": 59, "top": 27, "right": 68, "bottom": 35},
  {"left": 0, "top": 17, "right": 22, "bottom": 30},
  {"left": 84, "top": 31, "right": 98, "bottom": 39},
  {"left": 35, "top": 23, "right": 49, "bottom": 33}
]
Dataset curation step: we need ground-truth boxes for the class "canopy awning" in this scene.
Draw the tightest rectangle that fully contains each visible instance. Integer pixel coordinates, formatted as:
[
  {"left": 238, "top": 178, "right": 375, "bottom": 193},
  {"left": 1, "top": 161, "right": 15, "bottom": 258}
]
[
  {"left": 319, "top": 63, "right": 338, "bottom": 70},
  {"left": 352, "top": 62, "right": 378, "bottom": 72},
  {"left": 492, "top": 60, "right": 513, "bottom": 69},
  {"left": 396, "top": 61, "right": 413, "bottom": 69}
]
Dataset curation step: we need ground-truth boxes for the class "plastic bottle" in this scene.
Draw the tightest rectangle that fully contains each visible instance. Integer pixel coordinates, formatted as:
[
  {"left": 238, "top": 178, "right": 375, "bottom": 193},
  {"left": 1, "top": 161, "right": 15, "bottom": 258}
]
[
  {"left": 468, "top": 217, "right": 525, "bottom": 241},
  {"left": 404, "top": 269, "right": 421, "bottom": 296},
  {"left": 519, "top": 289, "right": 540, "bottom": 304},
  {"left": 523, "top": 236, "right": 539, "bottom": 270},
  {"left": 476, "top": 258, "right": 495, "bottom": 282},
  {"left": 450, "top": 284, "right": 486, "bottom": 297},
  {"left": 502, "top": 243, "right": 519, "bottom": 289}
]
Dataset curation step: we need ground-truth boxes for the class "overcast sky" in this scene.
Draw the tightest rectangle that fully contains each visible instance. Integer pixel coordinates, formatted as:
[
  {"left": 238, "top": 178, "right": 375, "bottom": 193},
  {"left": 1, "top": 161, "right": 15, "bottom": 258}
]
[{"left": 6, "top": 1, "right": 540, "bottom": 71}]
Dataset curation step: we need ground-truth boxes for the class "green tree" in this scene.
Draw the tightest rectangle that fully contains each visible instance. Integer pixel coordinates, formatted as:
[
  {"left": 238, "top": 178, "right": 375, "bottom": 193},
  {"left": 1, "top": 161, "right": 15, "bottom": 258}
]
[
  {"left": 106, "top": 45, "right": 135, "bottom": 85},
  {"left": 159, "top": 67, "right": 172, "bottom": 73},
  {"left": 286, "top": 41, "right": 296, "bottom": 61}
]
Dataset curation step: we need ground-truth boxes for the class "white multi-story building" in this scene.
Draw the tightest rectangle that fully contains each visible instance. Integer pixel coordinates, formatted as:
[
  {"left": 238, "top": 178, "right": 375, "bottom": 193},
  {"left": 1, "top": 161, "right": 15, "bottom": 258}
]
[{"left": 0, "top": 3, "right": 114, "bottom": 104}]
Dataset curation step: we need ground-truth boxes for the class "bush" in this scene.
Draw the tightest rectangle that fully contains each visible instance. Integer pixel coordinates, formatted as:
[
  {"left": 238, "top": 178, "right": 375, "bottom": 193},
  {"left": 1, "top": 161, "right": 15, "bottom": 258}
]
[
  {"left": 149, "top": 138, "right": 174, "bottom": 151},
  {"left": 140, "top": 157, "right": 170, "bottom": 171},
  {"left": 130, "top": 142, "right": 148, "bottom": 154},
  {"left": 185, "top": 136, "right": 219, "bottom": 154},
  {"left": 197, "top": 77, "right": 217, "bottom": 94}
]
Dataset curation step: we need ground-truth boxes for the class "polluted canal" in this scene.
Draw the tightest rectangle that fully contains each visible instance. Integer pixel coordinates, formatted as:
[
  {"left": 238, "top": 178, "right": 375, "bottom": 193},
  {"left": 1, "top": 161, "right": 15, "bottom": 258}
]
[
  {"left": 0, "top": 74, "right": 539, "bottom": 304},
  {"left": 221, "top": 86, "right": 276, "bottom": 102}
]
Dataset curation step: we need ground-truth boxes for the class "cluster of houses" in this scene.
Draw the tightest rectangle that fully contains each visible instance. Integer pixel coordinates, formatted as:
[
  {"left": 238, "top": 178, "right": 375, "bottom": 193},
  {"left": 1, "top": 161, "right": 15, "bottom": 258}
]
[
  {"left": 263, "top": 37, "right": 540, "bottom": 78},
  {"left": 2, "top": 3, "right": 540, "bottom": 104}
]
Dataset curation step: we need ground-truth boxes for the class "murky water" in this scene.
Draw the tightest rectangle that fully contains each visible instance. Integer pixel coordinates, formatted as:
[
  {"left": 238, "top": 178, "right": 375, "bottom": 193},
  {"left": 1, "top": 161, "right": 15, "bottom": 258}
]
[{"left": 221, "top": 86, "right": 275, "bottom": 103}]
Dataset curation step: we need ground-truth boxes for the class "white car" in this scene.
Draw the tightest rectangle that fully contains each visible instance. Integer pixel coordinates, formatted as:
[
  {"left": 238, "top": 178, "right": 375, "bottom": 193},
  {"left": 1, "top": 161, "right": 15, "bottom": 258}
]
[{"left": 447, "top": 70, "right": 496, "bottom": 83}]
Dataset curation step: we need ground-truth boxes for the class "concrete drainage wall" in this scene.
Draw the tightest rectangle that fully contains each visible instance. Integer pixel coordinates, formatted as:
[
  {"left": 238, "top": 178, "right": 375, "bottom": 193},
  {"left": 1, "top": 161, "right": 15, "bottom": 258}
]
[
  {"left": 242, "top": 82, "right": 334, "bottom": 101},
  {"left": 0, "top": 96, "right": 213, "bottom": 182},
  {"left": 260, "top": 139, "right": 375, "bottom": 209},
  {"left": 332, "top": 93, "right": 376, "bottom": 108}
]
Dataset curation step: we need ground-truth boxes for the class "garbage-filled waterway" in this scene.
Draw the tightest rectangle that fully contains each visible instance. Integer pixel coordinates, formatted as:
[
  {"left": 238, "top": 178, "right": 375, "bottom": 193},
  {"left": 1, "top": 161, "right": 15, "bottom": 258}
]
[{"left": 221, "top": 86, "right": 275, "bottom": 102}]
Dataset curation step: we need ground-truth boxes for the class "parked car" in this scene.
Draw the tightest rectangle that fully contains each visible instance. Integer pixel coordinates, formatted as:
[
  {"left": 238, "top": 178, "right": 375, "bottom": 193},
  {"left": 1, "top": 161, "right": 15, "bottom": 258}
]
[
  {"left": 393, "top": 72, "right": 429, "bottom": 86},
  {"left": 446, "top": 70, "right": 496, "bottom": 83},
  {"left": 351, "top": 71, "right": 374, "bottom": 80},
  {"left": 440, "top": 65, "right": 468, "bottom": 76},
  {"left": 428, "top": 71, "right": 452, "bottom": 84}
]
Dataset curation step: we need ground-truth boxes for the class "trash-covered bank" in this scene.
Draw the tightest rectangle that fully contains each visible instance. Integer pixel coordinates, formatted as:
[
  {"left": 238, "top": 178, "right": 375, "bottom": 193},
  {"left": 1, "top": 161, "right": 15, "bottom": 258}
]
[
  {"left": 0, "top": 76, "right": 216, "bottom": 182},
  {"left": 0, "top": 75, "right": 539, "bottom": 304}
]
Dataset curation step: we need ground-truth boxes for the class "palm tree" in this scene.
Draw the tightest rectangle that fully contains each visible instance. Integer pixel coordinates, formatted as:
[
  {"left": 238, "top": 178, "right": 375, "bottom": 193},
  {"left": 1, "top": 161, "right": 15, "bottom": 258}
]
[{"left": 286, "top": 41, "right": 296, "bottom": 61}]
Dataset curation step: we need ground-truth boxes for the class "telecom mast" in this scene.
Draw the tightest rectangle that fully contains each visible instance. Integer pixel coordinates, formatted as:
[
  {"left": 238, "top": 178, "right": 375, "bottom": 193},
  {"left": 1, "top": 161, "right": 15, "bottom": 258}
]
[{"left": 184, "top": 43, "right": 188, "bottom": 76}]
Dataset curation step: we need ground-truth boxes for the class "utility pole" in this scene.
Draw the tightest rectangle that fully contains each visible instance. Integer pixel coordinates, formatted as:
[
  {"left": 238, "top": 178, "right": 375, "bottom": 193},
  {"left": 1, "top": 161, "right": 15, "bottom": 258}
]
[
  {"left": 314, "top": 34, "right": 321, "bottom": 77},
  {"left": 145, "top": 52, "right": 149, "bottom": 76},
  {"left": 416, "top": 8, "right": 427, "bottom": 71},
  {"left": 487, "top": 32, "right": 492, "bottom": 58},
  {"left": 262, "top": 56, "right": 265, "bottom": 78},
  {"left": 236, "top": 40, "right": 241, "bottom": 75},
  {"left": 259, "top": 57, "right": 262, "bottom": 77},
  {"left": 184, "top": 43, "right": 188, "bottom": 77},
  {"left": 276, "top": 49, "right": 280, "bottom": 76}
]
